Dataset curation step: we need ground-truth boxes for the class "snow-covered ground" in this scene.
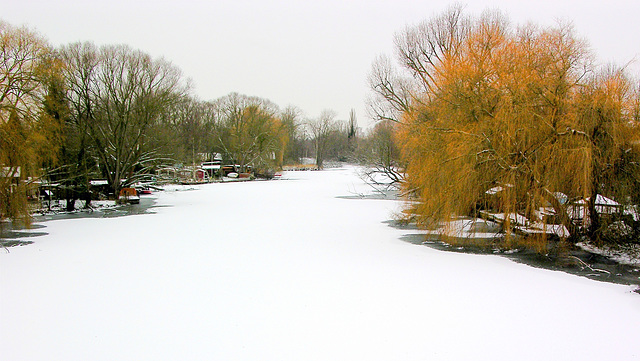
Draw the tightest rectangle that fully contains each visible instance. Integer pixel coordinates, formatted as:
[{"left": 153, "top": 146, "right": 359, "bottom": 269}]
[{"left": 1, "top": 166, "right": 639, "bottom": 361}]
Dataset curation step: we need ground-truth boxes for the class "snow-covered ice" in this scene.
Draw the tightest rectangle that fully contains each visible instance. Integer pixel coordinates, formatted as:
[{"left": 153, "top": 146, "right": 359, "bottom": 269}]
[{"left": 1, "top": 166, "right": 639, "bottom": 361}]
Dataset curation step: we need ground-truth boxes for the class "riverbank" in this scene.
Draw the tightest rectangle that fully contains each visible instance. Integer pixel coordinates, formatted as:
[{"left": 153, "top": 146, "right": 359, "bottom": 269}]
[{"left": 2, "top": 167, "right": 639, "bottom": 361}]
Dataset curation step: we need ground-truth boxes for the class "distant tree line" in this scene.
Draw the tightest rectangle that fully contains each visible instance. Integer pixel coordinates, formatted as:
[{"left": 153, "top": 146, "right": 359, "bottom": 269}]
[
  {"left": 0, "top": 20, "right": 362, "bottom": 224},
  {"left": 367, "top": 5, "right": 640, "bottom": 248}
]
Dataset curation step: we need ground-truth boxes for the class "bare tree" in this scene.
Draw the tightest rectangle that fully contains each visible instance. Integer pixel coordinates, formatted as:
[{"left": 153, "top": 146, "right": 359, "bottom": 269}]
[
  {"left": 367, "top": 4, "right": 470, "bottom": 123},
  {"left": 347, "top": 109, "right": 358, "bottom": 140},
  {"left": 279, "top": 105, "right": 305, "bottom": 165},
  {"left": 346, "top": 108, "right": 358, "bottom": 156},
  {"left": 308, "top": 109, "right": 336, "bottom": 169},
  {"left": 55, "top": 42, "right": 101, "bottom": 210},
  {"left": 154, "top": 95, "right": 210, "bottom": 166},
  {"left": 358, "top": 120, "right": 404, "bottom": 192},
  {"left": 367, "top": 55, "right": 416, "bottom": 122},
  {"left": 61, "top": 42, "right": 188, "bottom": 197},
  {"left": 213, "top": 93, "right": 284, "bottom": 173}
]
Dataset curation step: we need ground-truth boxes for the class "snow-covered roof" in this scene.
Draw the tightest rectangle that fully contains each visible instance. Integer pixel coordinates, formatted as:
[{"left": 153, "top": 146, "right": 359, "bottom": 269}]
[
  {"left": 553, "top": 192, "right": 568, "bottom": 204},
  {"left": 1, "top": 166, "right": 20, "bottom": 177},
  {"left": 202, "top": 164, "right": 221, "bottom": 170},
  {"left": 576, "top": 194, "right": 620, "bottom": 207},
  {"left": 485, "top": 184, "right": 514, "bottom": 195}
]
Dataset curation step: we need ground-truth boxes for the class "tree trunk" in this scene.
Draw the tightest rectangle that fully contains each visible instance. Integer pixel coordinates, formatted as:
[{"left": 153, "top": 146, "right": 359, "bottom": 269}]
[
  {"left": 543, "top": 188, "right": 579, "bottom": 243},
  {"left": 586, "top": 177, "right": 601, "bottom": 242},
  {"left": 65, "top": 197, "right": 76, "bottom": 212}
]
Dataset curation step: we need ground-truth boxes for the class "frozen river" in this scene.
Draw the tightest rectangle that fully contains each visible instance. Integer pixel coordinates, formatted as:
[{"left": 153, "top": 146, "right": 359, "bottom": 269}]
[{"left": 1, "top": 166, "right": 639, "bottom": 361}]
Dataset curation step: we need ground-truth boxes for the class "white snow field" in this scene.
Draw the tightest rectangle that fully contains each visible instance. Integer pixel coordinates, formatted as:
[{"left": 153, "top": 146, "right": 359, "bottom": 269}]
[{"left": 2, "top": 166, "right": 639, "bottom": 361}]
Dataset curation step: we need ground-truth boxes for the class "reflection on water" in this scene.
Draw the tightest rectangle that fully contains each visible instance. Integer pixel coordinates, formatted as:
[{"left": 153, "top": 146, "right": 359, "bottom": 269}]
[
  {"left": 391, "top": 221, "right": 640, "bottom": 290},
  {"left": 1, "top": 197, "right": 162, "bottom": 248}
]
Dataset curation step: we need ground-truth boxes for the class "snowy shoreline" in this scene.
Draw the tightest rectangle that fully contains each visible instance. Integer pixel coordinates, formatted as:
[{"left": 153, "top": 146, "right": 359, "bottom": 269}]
[
  {"left": 2, "top": 167, "right": 640, "bottom": 361},
  {"left": 3, "top": 173, "right": 640, "bottom": 288}
]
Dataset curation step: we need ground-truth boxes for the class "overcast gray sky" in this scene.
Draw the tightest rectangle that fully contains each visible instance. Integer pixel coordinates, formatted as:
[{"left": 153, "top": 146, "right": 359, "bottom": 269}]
[{"left": 3, "top": 0, "right": 639, "bottom": 127}]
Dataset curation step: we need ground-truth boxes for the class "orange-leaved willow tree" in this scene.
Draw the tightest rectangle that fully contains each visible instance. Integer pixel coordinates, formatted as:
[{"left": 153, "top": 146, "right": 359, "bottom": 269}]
[
  {"left": 369, "top": 5, "right": 640, "bottom": 247},
  {"left": 0, "top": 21, "right": 63, "bottom": 224}
]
